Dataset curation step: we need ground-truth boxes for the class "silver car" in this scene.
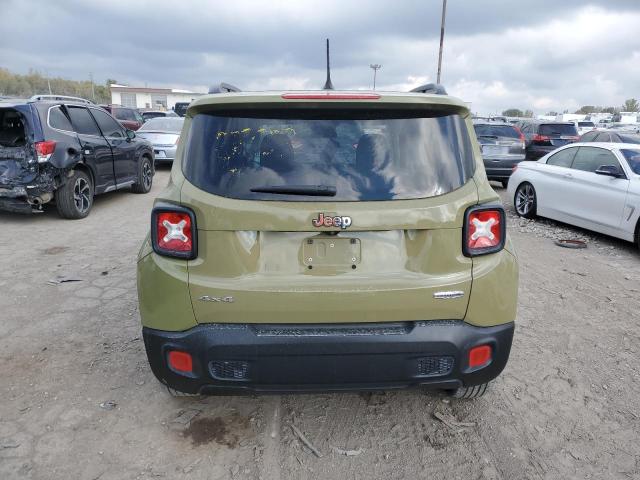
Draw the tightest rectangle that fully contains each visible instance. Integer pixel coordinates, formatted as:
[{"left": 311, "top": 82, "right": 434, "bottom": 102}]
[
  {"left": 473, "top": 122, "right": 526, "bottom": 188},
  {"left": 136, "top": 117, "right": 184, "bottom": 163}
]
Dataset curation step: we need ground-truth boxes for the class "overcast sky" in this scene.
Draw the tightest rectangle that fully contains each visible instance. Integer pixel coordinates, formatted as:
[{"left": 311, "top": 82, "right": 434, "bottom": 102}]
[{"left": 2, "top": 0, "right": 640, "bottom": 114}]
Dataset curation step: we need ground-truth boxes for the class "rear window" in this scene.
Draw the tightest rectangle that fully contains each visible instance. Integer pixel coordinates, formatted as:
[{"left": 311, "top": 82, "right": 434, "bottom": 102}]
[
  {"left": 539, "top": 124, "right": 578, "bottom": 136},
  {"left": 618, "top": 134, "right": 640, "bottom": 144},
  {"left": 578, "top": 122, "right": 595, "bottom": 127},
  {"left": 114, "top": 108, "right": 136, "bottom": 121},
  {"left": 473, "top": 124, "right": 520, "bottom": 139},
  {"left": 182, "top": 110, "right": 475, "bottom": 201}
]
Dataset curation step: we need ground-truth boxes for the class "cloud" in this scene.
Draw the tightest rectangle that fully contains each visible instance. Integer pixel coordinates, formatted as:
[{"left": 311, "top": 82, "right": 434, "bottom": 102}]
[{"left": 1, "top": 0, "right": 639, "bottom": 114}]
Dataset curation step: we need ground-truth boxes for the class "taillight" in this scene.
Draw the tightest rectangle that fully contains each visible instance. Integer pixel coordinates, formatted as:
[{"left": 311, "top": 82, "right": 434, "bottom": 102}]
[
  {"left": 463, "top": 205, "right": 506, "bottom": 257},
  {"left": 35, "top": 140, "right": 56, "bottom": 163},
  {"left": 514, "top": 127, "right": 525, "bottom": 142},
  {"left": 151, "top": 204, "right": 197, "bottom": 259},
  {"left": 532, "top": 134, "right": 549, "bottom": 142}
]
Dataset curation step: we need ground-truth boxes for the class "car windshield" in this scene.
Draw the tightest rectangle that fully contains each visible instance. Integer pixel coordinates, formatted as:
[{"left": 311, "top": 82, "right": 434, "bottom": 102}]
[
  {"left": 578, "top": 122, "right": 595, "bottom": 127},
  {"left": 621, "top": 149, "right": 640, "bottom": 174},
  {"left": 474, "top": 124, "right": 520, "bottom": 139},
  {"left": 139, "top": 117, "right": 183, "bottom": 133},
  {"left": 539, "top": 124, "right": 578, "bottom": 136},
  {"left": 183, "top": 110, "right": 475, "bottom": 201}
]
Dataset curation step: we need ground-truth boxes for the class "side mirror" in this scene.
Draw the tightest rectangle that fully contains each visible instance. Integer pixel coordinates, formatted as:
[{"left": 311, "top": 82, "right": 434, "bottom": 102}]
[
  {"left": 126, "top": 129, "right": 136, "bottom": 141},
  {"left": 595, "top": 165, "right": 623, "bottom": 178}
]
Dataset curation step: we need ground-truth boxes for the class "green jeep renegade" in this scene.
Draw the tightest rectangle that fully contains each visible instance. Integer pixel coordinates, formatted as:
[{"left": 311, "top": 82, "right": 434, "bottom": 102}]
[{"left": 136, "top": 84, "right": 518, "bottom": 398}]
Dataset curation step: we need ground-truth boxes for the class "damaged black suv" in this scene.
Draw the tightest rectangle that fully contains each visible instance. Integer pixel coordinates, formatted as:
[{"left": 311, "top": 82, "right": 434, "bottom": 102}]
[{"left": 0, "top": 95, "right": 155, "bottom": 218}]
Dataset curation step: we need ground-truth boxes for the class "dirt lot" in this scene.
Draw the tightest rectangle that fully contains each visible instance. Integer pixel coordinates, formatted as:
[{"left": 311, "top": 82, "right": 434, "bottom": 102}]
[{"left": 1, "top": 168, "right": 639, "bottom": 480}]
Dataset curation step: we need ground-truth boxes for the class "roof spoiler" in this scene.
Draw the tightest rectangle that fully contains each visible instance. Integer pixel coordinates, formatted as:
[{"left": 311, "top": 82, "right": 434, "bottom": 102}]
[
  {"left": 409, "top": 83, "right": 447, "bottom": 95},
  {"left": 208, "top": 83, "right": 241, "bottom": 94},
  {"left": 29, "top": 94, "right": 94, "bottom": 104}
]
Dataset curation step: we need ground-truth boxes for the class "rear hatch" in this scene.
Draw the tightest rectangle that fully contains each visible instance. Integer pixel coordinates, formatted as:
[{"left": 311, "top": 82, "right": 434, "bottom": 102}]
[
  {"left": 180, "top": 96, "right": 480, "bottom": 324},
  {"left": 536, "top": 123, "right": 579, "bottom": 147},
  {"left": 0, "top": 106, "right": 37, "bottom": 190},
  {"left": 474, "top": 124, "right": 525, "bottom": 159}
]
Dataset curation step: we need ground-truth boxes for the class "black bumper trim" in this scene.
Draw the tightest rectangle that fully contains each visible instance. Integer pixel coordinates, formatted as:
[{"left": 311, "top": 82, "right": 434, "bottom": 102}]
[{"left": 142, "top": 320, "right": 514, "bottom": 395}]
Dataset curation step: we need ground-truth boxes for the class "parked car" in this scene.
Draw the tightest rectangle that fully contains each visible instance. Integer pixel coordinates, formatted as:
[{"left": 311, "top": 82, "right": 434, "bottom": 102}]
[
  {"left": 173, "top": 102, "right": 190, "bottom": 117},
  {"left": 508, "top": 142, "right": 640, "bottom": 248},
  {"left": 135, "top": 117, "right": 184, "bottom": 163},
  {"left": 570, "top": 120, "right": 596, "bottom": 136},
  {"left": 581, "top": 129, "right": 640, "bottom": 144},
  {"left": 141, "top": 110, "right": 179, "bottom": 122},
  {"left": 100, "top": 105, "right": 145, "bottom": 131},
  {"left": 0, "top": 95, "right": 154, "bottom": 218},
  {"left": 137, "top": 84, "right": 519, "bottom": 399},
  {"left": 520, "top": 121, "right": 579, "bottom": 160},
  {"left": 473, "top": 122, "right": 525, "bottom": 188}
]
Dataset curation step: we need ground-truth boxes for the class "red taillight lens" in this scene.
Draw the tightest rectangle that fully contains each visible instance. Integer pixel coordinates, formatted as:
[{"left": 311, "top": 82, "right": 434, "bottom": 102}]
[
  {"left": 464, "top": 206, "right": 505, "bottom": 256},
  {"left": 468, "top": 345, "right": 492, "bottom": 368},
  {"left": 514, "top": 127, "right": 525, "bottom": 142},
  {"left": 35, "top": 140, "right": 56, "bottom": 163},
  {"left": 151, "top": 206, "right": 197, "bottom": 259},
  {"left": 168, "top": 350, "right": 193, "bottom": 373},
  {"left": 532, "top": 134, "right": 549, "bottom": 142}
]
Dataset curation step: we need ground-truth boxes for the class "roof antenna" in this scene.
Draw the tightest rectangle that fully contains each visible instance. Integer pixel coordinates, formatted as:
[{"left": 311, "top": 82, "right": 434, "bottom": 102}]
[{"left": 323, "top": 38, "right": 334, "bottom": 90}]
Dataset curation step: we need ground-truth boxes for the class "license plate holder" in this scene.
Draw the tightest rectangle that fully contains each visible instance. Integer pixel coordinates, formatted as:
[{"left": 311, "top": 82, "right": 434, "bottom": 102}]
[{"left": 303, "top": 237, "right": 361, "bottom": 267}]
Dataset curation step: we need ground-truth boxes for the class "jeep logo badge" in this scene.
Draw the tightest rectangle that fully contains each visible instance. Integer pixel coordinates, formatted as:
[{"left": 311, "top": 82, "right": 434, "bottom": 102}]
[{"left": 312, "top": 213, "right": 352, "bottom": 229}]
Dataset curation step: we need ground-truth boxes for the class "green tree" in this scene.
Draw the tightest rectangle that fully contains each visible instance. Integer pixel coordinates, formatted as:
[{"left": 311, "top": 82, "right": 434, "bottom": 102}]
[
  {"left": 622, "top": 98, "right": 639, "bottom": 112},
  {"left": 502, "top": 108, "right": 524, "bottom": 117},
  {"left": 575, "top": 105, "right": 600, "bottom": 114},
  {"left": 602, "top": 106, "right": 618, "bottom": 114},
  {"left": 523, "top": 109, "right": 534, "bottom": 118}
]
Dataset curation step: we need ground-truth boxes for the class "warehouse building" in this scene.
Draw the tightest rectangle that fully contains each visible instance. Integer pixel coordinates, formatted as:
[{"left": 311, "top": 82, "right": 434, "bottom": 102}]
[{"left": 109, "top": 84, "right": 204, "bottom": 110}]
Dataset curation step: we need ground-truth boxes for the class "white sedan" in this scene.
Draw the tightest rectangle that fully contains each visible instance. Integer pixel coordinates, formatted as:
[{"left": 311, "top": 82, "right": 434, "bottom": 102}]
[{"left": 507, "top": 142, "right": 640, "bottom": 247}]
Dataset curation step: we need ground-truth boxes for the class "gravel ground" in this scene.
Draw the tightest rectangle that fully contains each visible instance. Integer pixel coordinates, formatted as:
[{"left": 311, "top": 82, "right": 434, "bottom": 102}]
[{"left": 1, "top": 171, "right": 639, "bottom": 480}]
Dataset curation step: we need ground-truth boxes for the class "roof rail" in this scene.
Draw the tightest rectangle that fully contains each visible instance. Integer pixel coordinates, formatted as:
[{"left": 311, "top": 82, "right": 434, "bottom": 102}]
[
  {"left": 28, "top": 94, "right": 94, "bottom": 105},
  {"left": 410, "top": 83, "right": 447, "bottom": 95},
  {"left": 208, "top": 83, "right": 241, "bottom": 94}
]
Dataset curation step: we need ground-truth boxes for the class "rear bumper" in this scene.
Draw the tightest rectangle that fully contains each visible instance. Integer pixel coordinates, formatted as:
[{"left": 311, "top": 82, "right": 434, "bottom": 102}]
[
  {"left": 142, "top": 320, "right": 514, "bottom": 394},
  {"left": 483, "top": 156, "right": 524, "bottom": 180}
]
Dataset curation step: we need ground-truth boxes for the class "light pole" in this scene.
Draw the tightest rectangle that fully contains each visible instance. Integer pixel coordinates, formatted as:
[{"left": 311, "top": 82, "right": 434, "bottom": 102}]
[
  {"left": 370, "top": 64, "right": 381, "bottom": 90},
  {"left": 436, "top": 0, "right": 447, "bottom": 84}
]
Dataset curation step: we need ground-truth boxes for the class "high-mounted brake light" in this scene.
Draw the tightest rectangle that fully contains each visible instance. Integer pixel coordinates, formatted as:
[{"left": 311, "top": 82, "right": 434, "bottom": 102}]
[
  {"left": 463, "top": 205, "right": 506, "bottom": 257},
  {"left": 35, "top": 140, "right": 56, "bottom": 163},
  {"left": 151, "top": 204, "right": 197, "bottom": 259},
  {"left": 281, "top": 93, "right": 381, "bottom": 100}
]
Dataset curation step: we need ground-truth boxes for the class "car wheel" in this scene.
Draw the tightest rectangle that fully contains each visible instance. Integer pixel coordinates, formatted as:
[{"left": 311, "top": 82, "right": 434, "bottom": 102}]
[
  {"left": 132, "top": 155, "right": 153, "bottom": 194},
  {"left": 166, "top": 386, "right": 200, "bottom": 398},
  {"left": 448, "top": 382, "right": 490, "bottom": 399},
  {"left": 514, "top": 182, "right": 537, "bottom": 219},
  {"left": 55, "top": 169, "right": 94, "bottom": 219}
]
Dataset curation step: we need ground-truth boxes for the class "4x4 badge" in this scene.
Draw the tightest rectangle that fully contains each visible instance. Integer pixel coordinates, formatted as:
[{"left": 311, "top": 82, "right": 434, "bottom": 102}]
[
  {"left": 199, "top": 295, "right": 234, "bottom": 303},
  {"left": 312, "top": 213, "right": 352, "bottom": 229}
]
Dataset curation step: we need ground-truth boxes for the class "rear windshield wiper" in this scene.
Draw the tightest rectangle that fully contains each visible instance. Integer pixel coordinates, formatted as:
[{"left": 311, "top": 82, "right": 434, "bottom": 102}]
[{"left": 250, "top": 185, "right": 337, "bottom": 196}]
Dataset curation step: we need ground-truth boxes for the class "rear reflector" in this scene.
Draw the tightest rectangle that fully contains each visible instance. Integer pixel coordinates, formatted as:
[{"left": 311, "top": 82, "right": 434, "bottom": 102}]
[
  {"left": 168, "top": 350, "right": 193, "bottom": 373},
  {"left": 463, "top": 205, "right": 506, "bottom": 257},
  {"left": 468, "top": 345, "right": 492, "bottom": 368},
  {"left": 281, "top": 93, "right": 381, "bottom": 100},
  {"left": 151, "top": 204, "right": 197, "bottom": 259}
]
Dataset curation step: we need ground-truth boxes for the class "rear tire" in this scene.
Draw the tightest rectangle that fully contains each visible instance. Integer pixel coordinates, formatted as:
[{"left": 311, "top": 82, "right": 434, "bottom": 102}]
[
  {"left": 132, "top": 155, "right": 153, "bottom": 194},
  {"left": 448, "top": 382, "right": 489, "bottom": 399},
  {"left": 55, "top": 170, "right": 94, "bottom": 219},
  {"left": 514, "top": 182, "right": 537, "bottom": 219},
  {"left": 166, "top": 386, "right": 200, "bottom": 398}
]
